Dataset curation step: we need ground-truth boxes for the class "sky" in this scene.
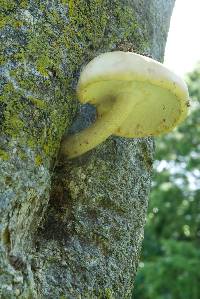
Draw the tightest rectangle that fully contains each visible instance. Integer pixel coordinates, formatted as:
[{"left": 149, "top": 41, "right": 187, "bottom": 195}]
[{"left": 164, "top": 0, "right": 200, "bottom": 77}]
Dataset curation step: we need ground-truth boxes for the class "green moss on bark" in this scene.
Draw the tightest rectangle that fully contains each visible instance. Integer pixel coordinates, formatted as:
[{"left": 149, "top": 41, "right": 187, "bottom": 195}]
[
  {"left": 0, "top": 0, "right": 146, "bottom": 161},
  {"left": 0, "top": 149, "right": 10, "bottom": 160}
]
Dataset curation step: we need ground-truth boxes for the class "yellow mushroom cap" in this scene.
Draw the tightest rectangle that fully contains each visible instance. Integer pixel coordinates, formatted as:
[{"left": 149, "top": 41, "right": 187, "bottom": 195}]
[{"left": 77, "top": 51, "right": 189, "bottom": 137}]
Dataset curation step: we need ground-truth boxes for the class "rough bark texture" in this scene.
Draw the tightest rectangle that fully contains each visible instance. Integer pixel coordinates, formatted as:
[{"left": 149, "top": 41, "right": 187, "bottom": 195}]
[{"left": 0, "top": 1, "right": 175, "bottom": 298}]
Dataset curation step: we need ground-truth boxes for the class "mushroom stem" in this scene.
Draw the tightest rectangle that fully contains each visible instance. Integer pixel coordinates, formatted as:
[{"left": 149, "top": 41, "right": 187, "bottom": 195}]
[{"left": 61, "top": 90, "right": 140, "bottom": 158}]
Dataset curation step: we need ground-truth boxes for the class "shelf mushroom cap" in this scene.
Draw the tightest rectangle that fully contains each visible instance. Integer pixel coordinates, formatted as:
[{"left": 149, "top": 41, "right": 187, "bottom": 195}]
[{"left": 77, "top": 51, "right": 189, "bottom": 137}]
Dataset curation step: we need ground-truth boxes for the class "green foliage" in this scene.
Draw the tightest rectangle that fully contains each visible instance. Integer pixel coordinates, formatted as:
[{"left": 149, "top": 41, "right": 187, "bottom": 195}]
[
  {"left": 134, "top": 64, "right": 200, "bottom": 299},
  {"left": 136, "top": 240, "right": 200, "bottom": 299}
]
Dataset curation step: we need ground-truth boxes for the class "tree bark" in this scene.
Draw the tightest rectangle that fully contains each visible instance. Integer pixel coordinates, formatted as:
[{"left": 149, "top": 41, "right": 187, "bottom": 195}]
[{"left": 0, "top": 1, "right": 175, "bottom": 298}]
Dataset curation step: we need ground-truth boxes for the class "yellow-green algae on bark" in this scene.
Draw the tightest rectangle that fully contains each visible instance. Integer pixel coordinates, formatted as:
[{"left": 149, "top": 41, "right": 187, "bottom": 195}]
[{"left": 0, "top": 0, "right": 145, "bottom": 163}]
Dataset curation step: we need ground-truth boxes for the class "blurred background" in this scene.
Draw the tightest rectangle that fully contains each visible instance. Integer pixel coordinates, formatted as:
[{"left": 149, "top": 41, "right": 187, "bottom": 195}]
[{"left": 134, "top": 1, "right": 200, "bottom": 298}]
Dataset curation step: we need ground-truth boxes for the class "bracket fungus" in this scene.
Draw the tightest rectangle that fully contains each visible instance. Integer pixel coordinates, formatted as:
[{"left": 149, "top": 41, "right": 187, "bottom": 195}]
[{"left": 61, "top": 51, "right": 189, "bottom": 158}]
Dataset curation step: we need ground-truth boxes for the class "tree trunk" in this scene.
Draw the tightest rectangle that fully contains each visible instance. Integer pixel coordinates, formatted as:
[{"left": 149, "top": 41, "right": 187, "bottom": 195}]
[{"left": 0, "top": 1, "right": 175, "bottom": 298}]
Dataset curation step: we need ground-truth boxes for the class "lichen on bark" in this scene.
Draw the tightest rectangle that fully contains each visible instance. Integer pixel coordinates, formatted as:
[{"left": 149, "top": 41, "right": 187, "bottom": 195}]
[{"left": 0, "top": 0, "right": 175, "bottom": 298}]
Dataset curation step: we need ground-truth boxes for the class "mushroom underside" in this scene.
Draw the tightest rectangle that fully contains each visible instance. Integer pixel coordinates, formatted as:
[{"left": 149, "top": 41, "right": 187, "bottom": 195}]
[{"left": 80, "top": 80, "right": 185, "bottom": 138}]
